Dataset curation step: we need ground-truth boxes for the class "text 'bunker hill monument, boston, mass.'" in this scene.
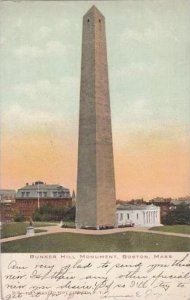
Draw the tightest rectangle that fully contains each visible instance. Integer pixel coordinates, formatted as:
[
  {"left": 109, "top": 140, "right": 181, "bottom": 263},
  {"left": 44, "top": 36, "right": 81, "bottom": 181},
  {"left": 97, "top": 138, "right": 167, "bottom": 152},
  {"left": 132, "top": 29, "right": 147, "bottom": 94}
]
[{"left": 76, "top": 6, "right": 116, "bottom": 229}]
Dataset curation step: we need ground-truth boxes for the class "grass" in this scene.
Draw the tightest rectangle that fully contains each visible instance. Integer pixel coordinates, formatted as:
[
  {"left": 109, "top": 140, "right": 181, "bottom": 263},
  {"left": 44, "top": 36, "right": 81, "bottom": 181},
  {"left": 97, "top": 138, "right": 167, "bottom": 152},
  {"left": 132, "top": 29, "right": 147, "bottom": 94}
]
[
  {"left": 150, "top": 225, "right": 190, "bottom": 234},
  {"left": 0, "top": 222, "right": 57, "bottom": 239},
  {"left": 33, "top": 221, "right": 59, "bottom": 227},
  {"left": 1, "top": 231, "right": 190, "bottom": 252}
]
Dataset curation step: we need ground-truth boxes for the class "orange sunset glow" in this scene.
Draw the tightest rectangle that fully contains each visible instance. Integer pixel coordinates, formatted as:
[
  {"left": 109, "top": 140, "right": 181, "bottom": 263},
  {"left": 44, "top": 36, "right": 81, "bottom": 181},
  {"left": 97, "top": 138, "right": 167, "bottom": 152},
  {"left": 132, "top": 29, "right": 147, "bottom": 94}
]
[{"left": 1, "top": 126, "right": 190, "bottom": 200}]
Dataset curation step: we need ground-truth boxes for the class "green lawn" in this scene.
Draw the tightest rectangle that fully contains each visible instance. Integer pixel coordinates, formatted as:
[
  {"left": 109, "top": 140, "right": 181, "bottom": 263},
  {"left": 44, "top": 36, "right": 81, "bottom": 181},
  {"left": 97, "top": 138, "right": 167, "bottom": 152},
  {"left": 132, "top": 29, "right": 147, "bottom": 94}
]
[
  {"left": 33, "top": 221, "right": 59, "bottom": 227},
  {"left": 150, "top": 225, "right": 190, "bottom": 234},
  {"left": 0, "top": 222, "right": 57, "bottom": 239},
  {"left": 1, "top": 231, "right": 190, "bottom": 252}
]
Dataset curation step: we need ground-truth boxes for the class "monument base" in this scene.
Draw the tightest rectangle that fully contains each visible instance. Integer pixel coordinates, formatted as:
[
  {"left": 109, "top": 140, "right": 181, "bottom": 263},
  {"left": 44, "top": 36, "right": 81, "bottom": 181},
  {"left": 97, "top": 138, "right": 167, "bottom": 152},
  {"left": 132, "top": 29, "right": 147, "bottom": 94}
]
[
  {"left": 75, "top": 223, "right": 117, "bottom": 230},
  {"left": 26, "top": 226, "right": 35, "bottom": 236}
]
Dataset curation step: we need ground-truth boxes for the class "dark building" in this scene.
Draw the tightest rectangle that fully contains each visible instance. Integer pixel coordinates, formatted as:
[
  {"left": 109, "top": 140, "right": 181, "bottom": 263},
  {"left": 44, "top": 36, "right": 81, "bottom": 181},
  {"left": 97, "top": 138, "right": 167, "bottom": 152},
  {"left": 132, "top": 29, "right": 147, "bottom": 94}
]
[
  {"left": 149, "top": 197, "right": 175, "bottom": 217},
  {"left": 0, "top": 189, "right": 16, "bottom": 223},
  {"left": 15, "top": 181, "right": 72, "bottom": 220},
  {"left": 116, "top": 199, "right": 147, "bottom": 206},
  {"left": 0, "top": 201, "right": 15, "bottom": 223},
  {"left": 0, "top": 189, "right": 16, "bottom": 201}
]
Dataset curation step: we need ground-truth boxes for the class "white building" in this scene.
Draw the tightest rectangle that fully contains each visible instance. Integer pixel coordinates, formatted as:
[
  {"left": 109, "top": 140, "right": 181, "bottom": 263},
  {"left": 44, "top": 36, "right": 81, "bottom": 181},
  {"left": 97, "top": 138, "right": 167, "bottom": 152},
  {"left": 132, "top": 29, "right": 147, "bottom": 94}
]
[{"left": 116, "top": 204, "right": 161, "bottom": 227}]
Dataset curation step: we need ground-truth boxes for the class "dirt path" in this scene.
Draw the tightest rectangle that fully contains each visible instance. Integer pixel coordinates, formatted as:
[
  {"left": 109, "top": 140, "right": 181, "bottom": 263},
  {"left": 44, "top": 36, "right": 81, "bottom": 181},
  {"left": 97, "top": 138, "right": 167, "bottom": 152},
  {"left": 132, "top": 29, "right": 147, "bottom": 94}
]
[{"left": 1, "top": 225, "right": 190, "bottom": 243}]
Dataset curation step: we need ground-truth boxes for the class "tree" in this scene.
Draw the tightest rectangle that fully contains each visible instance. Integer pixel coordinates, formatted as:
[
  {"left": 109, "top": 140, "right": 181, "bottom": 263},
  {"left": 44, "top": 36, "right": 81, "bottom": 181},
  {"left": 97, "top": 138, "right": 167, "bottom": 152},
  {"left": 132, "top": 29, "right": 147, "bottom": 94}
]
[{"left": 163, "top": 203, "right": 190, "bottom": 225}]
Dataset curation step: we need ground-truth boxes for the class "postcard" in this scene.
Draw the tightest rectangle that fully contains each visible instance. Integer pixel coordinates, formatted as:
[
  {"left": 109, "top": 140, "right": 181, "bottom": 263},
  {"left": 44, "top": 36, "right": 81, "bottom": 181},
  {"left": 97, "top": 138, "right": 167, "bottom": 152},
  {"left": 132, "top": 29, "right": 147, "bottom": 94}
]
[{"left": 1, "top": 0, "right": 190, "bottom": 299}]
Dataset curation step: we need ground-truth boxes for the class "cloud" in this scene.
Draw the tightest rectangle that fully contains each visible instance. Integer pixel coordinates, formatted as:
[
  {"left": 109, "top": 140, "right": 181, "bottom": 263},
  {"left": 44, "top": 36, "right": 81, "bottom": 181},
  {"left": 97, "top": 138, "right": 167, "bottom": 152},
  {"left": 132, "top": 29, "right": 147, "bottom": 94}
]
[
  {"left": 55, "top": 19, "right": 72, "bottom": 31},
  {"left": 119, "top": 16, "right": 180, "bottom": 47},
  {"left": 119, "top": 27, "right": 160, "bottom": 45},
  {"left": 1, "top": 76, "right": 80, "bottom": 134},
  {"left": 0, "top": 37, "right": 7, "bottom": 46},
  {"left": 14, "top": 80, "right": 52, "bottom": 98},
  {"left": 111, "top": 62, "right": 155, "bottom": 82},
  {"left": 112, "top": 95, "right": 154, "bottom": 125},
  {"left": 16, "top": 19, "right": 23, "bottom": 28},
  {"left": 12, "top": 77, "right": 79, "bottom": 110},
  {"left": 15, "top": 40, "right": 67, "bottom": 58},
  {"left": 1, "top": 103, "right": 65, "bottom": 133},
  {"left": 39, "top": 26, "right": 52, "bottom": 38}
]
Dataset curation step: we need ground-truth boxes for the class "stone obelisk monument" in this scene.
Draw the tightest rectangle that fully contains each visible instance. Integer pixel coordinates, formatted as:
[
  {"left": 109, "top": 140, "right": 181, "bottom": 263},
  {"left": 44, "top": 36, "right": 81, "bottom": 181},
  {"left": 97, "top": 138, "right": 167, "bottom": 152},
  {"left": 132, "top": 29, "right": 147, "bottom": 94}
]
[{"left": 76, "top": 6, "right": 116, "bottom": 229}]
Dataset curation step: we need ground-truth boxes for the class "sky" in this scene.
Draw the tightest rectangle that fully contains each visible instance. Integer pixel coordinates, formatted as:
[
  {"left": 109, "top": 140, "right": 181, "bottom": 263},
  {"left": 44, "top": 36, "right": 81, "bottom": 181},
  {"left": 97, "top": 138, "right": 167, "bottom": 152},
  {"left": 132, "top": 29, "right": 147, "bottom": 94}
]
[{"left": 0, "top": 0, "right": 190, "bottom": 200}]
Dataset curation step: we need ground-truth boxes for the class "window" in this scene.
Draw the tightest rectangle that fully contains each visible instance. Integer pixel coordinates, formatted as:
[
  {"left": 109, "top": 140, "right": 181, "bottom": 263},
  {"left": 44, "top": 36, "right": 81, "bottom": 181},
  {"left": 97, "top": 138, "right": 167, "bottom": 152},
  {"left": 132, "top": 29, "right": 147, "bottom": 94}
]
[
  {"left": 143, "top": 212, "right": 145, "bottom": 224},
  {"left": 99, "top": 19, "right": 101, "bottom": 23},
  {"left": 120, "top": 213, "right": 123, "bottom": 221},
  {"left": 26, "top": 192, "right": 30, "bottom": 197},
  {"left": 21, "top": 192, "right": 25, "bottom": 197},
  {"left": 87, "top": 19, "right": 90, "bottom": 22},
  {"left": 38, "top": 192, "right": 42, "bottom": 197},
  {"left": 127, "top": 213, "right": 130, "bottom": 220},
  {"left": 53, "top": 192, "right": 57, "bottom": 197},
  {"left": 43, "top": 192, "right": 47, "bottom": 198},
  {"left": 137, "top": 213, "right": 139, "bottom": 220}
]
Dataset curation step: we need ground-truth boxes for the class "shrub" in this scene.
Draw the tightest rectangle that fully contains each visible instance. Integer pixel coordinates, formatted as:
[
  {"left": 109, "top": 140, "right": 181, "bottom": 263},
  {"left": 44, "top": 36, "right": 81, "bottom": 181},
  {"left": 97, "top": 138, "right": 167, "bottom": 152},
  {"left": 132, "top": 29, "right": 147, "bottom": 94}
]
[
  {"left": 64, "top": 207, "right": 75, "bottom": 221},
  {"left": 41, "top": 214, "right": 53, "bottom": 222},
  {"left": 32, "top": 205, "right": 75, "bottom": 222},
  {"left": 32, "top": 212, "right": 42, "bottom": 221},
  {"left": 14, "top": 212, "right": 24, "bottom": 222}
]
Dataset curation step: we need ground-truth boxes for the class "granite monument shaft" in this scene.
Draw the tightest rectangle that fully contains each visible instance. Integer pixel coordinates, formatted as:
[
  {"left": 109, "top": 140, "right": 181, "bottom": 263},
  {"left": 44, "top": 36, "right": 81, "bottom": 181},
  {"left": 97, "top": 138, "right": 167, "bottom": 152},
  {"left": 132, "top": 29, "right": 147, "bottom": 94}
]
[{"left": 76, "top": 6, "right": 116, "bottom": 229}]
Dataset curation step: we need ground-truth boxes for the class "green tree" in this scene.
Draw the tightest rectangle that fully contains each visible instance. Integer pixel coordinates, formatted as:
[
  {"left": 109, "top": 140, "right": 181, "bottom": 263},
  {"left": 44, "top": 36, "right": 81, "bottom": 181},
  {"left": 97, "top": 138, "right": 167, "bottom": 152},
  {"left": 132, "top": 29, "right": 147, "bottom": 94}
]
[
  {"left": 163, "top": 204, "right": 190, "bottom": 225},
  {"left": 14, "top": 211, "right": 24, "bottom": 222}
]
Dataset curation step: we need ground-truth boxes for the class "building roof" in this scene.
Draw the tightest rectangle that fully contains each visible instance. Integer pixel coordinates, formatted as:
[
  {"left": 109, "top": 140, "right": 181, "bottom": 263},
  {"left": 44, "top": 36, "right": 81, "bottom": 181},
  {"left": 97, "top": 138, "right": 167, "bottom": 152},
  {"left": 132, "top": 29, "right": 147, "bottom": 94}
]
[
  {"left": 18, "top": 182, "right": 69, "bottom": 191},
  {"left": 0, "top": 189, "right": 16, "bottom": 194},
  {"left": 16, "top": 181, "right": 71, "bottom": 199},
  {"left": 117, "top": 204, "right": 158, "bottom": 211},
  {"left": 171, "top": 200, "right": 190, "bottom": 205}
]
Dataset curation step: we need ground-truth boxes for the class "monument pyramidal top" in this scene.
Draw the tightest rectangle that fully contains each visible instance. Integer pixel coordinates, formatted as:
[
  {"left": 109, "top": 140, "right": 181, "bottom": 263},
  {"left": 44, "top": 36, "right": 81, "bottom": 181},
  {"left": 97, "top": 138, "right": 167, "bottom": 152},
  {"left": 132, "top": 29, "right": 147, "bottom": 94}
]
[{"left": 84, "top": 5, "right": 105, "bottom": 18}]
